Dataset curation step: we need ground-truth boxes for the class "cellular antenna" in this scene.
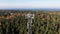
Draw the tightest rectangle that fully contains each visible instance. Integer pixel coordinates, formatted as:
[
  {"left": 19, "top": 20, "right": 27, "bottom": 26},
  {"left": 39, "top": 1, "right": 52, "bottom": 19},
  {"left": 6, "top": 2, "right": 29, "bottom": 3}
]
[{"left": 25, "top": 13, "right": 34, "bottom": 34}]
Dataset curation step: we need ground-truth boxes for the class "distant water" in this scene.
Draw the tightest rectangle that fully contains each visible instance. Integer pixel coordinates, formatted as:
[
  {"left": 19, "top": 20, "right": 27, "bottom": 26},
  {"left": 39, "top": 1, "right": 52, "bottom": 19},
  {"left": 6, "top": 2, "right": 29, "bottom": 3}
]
[{"left": 0, "top": 8, "right": 60, "bottom": 11}]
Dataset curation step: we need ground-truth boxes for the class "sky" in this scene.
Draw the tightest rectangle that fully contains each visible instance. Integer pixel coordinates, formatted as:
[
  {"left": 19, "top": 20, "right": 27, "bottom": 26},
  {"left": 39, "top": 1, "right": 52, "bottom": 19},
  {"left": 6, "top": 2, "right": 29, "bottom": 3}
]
[{"left": 0, "top": 0, "right": 60, "bottom": 9}]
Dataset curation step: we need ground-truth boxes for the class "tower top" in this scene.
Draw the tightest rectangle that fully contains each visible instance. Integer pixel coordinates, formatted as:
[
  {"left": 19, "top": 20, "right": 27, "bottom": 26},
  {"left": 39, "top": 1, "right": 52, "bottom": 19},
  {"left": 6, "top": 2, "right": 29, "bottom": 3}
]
[{"left": 25, "top": 13, "right": 34, "bottom": 19}]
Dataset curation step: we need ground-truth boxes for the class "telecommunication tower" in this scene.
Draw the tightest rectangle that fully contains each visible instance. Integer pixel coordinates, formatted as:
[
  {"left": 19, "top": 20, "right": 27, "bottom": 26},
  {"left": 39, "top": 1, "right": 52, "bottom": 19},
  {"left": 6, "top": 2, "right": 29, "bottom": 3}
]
[{"left": 25, "top": 13, "right": 34, "bottom": 34}]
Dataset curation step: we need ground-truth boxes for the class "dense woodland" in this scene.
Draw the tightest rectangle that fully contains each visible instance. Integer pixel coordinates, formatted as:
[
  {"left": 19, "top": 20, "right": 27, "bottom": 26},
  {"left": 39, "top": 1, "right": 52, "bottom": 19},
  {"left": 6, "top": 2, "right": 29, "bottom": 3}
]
[{"left": 0, "top": 10, "right": 60, "bottom": 34}]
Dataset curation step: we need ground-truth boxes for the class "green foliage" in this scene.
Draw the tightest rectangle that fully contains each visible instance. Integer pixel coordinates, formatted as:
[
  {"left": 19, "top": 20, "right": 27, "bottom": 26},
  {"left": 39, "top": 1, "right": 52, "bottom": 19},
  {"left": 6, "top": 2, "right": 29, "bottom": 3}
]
[{"left": 0, "top": 12, "right": 60, "bottom": 34}]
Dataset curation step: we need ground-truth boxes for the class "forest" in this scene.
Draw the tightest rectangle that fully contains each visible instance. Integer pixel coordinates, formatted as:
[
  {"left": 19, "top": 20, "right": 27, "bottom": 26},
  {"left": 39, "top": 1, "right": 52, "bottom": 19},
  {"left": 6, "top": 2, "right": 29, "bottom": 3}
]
[{"left": 0, "top": 10, "right": 60, "bottom": 34}]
